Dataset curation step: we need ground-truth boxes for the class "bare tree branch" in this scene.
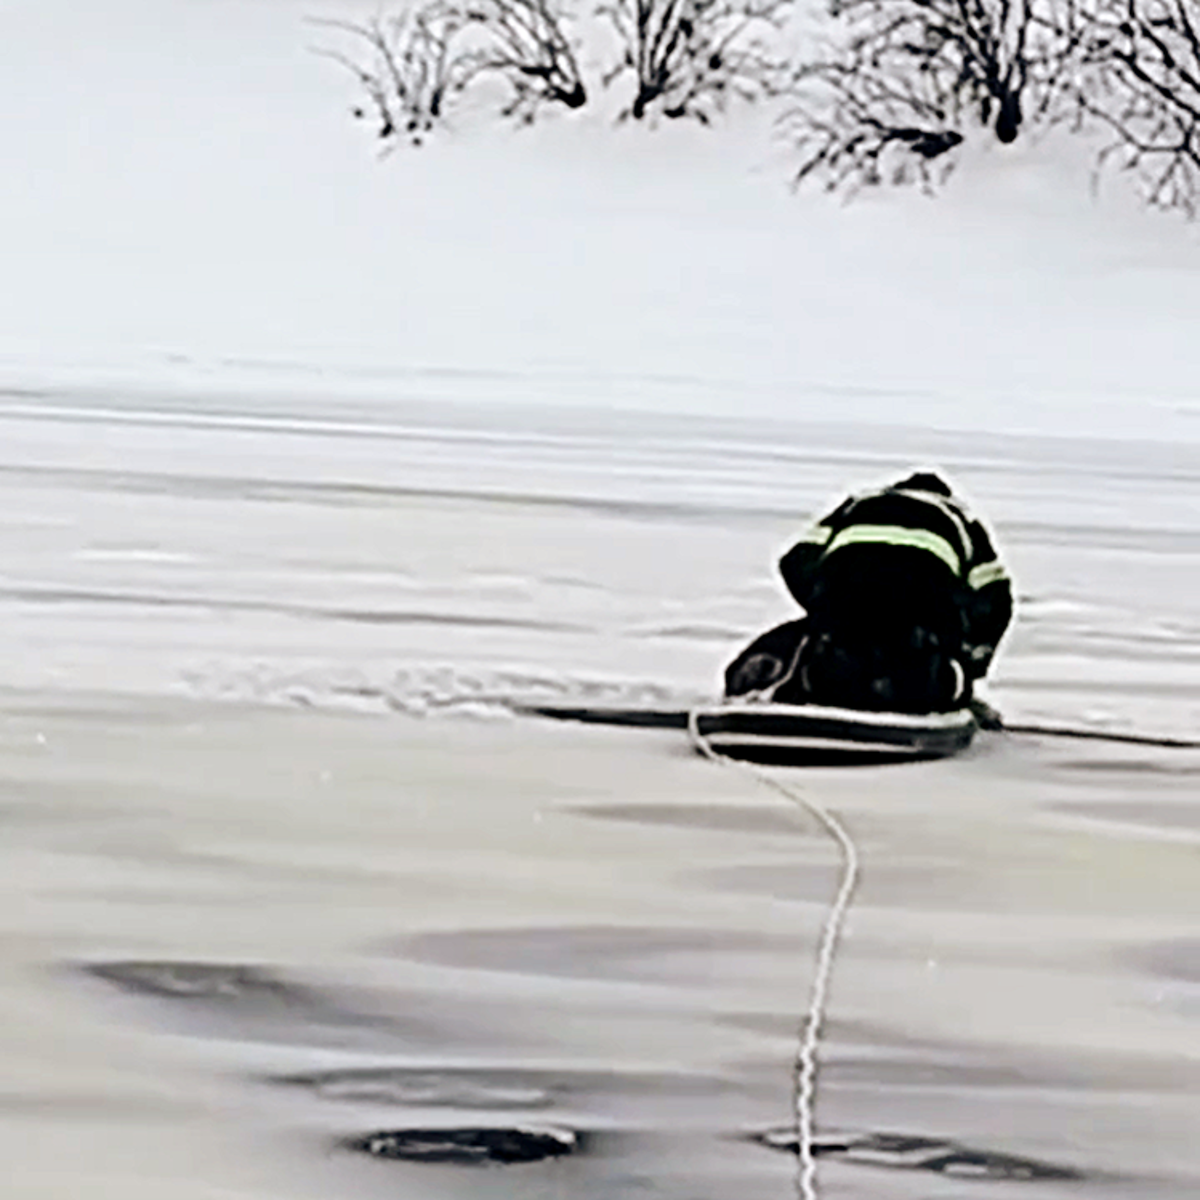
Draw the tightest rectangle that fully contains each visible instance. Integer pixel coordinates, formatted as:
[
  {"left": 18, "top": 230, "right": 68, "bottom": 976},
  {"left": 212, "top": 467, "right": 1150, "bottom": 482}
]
[
  {"left": 598, "top": 0, "right": 792, "bottom": 122},
  {"left": 312, "top": 11, "right": 464, "bottom": 145},
  {"left": 458, "top": 0, "right": 587, "bottom": 120},
  {"left": 781, "top": 0, "right": 1083, "bottom": 192},
  {"left": 313, "top": 0, "right": 585, "bottom": 145},
  {"left": 1060, "top": 0, "right": 1200, "bottom": 213}
]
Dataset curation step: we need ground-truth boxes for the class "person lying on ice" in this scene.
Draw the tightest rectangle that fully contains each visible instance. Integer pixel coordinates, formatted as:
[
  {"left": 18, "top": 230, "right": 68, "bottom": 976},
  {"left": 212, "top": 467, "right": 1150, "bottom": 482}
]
[{"left": 724, "top": 470, "right": 1013, "bottom": 717}]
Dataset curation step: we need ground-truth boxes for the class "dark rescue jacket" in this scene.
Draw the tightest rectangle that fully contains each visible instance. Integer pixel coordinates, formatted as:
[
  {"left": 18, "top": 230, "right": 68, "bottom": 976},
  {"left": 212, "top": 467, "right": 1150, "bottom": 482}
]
[{"left": 779, "top": 478, "right": 1013, "bottom": 680}]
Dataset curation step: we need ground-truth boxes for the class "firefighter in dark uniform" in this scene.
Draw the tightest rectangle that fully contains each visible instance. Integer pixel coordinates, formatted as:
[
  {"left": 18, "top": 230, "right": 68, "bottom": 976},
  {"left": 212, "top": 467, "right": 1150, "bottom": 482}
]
[{"left": 724, "top": 470, "right": 1013, "bottom": 714}]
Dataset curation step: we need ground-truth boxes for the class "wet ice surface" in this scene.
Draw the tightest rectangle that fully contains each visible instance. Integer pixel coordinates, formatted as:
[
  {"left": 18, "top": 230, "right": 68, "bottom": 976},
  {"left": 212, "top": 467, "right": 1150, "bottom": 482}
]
[
  {"left": 0, "top": 696, "right": 1196, "bottom": 1198},
  {"left": 0, "top": 396, "right": 1197, "bottom": 1200}
]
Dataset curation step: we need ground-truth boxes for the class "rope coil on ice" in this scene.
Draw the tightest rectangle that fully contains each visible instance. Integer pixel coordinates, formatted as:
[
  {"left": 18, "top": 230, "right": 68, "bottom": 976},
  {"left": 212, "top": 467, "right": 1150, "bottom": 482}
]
[{"left": 687, "top": 708, "right": 861, "bottom": 1200}]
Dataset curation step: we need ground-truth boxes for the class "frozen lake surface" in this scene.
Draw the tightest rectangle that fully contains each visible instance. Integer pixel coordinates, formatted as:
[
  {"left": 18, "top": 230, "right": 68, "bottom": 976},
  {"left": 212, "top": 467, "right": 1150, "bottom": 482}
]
[
  {"left": 1, "top": 1, "right": 1198, "bottom": 1196},
  {"left": 0, "top": 389, "right": 1196, "bottom": 1200},
  {"left": 0, "top": 390, "right": 1194, "bottom": 740}
]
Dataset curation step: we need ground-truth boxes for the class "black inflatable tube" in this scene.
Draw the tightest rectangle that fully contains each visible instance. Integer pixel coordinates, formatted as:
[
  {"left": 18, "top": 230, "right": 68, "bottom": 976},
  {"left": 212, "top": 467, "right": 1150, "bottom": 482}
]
[{"left": 519, "top": 704, "right": 1199, "bottom": 751}]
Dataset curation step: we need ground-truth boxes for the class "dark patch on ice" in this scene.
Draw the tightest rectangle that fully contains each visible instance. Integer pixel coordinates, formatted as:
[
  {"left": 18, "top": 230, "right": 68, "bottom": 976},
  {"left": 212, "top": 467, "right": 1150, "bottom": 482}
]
[
  {"left": 630, "top": 623, "right": 748, "bottom": 642},
  {"left": 764, "top": 1050, "right": 1054, "bottom": 1092},
  {"left": 719, "top": 1009, "right": 1021, "bottom": 1062},
  {"left": 390, "top": 924, "right": 802, "bottom": 982},
  {"left": 0, "top": 585, "right": 207, "bottom": 610},
  {"left": 518, "top": 704, "right": 689, "bottom": 729},
  {"left": 717, "top": 1010, "right": 881, "bottom": 1040},
  {"left": 277, "top": 1068, "right": 554, "bottom": 1110},
  {"left": 343, "top": 1125, "right": 582, "bottom": 1165},
  {"left": 687, "top": 860, "right": 974, "bottom": 911},
  {"left": 1054, "top": 800, "right": 1200, "bottom": 832},
  {"left": 1056, "top": 760, "right": 1200, "bottom": 777},
  {"left": 319, "top": 608, "right": 580, "bottom": 632},
  {"left": 80, "top": 961, "right": 313, "bottom": 1005},
  {"left": 0, "top": 462, "right": 792, "bottom": 525},
  {"left": 694, "top": 859, "right": 846, "bottom": 905},
  {"left": 724, "top": 1012, "right": 1200, "bottom": 1099},
  {"left": 0, "top": 584, "right": 583, "bottom": 633},
  {"left": 1137, "top": 939, "right": 1200, "bottom": 984},
  {"left": 570, "top": 802, "right": 806, "bottom": 836},
  {"left": 754, "top": 1127, "right": 1083, "bottom": 1180},
  {"left": 73, "top": 961, "right": 459, "bottom": 1050},
  {"left": 271, "top": 1064, "right": 730, "bottom": 1110},
  {"left": 0, "top": 1090, "right": 198, "bottom": 1121}
]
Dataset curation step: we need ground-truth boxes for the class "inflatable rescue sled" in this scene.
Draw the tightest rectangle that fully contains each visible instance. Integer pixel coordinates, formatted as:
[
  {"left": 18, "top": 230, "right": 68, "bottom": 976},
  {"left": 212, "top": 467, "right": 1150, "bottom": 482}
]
[
  {"left": 522, "top": 699, "right": 978, "bottom": 765},
  {"left": 688, "top": 700, "right": 977, "bottom": 765}
]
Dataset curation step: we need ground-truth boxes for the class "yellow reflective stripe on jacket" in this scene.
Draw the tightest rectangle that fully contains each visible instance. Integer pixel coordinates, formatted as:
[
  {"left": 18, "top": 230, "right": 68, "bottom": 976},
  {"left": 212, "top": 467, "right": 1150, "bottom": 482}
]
[
  {"left": 825, "top": 524, "right": 962, "bottom": 575},
  {"left": 796, "top": 524, "right": 833, "bottom": 545},
  {"left": 895, "top": 489, "right": 972, "bottom": 562},
  {"left": 967, "top": 560, "right": 1008, "bottom": 590}
]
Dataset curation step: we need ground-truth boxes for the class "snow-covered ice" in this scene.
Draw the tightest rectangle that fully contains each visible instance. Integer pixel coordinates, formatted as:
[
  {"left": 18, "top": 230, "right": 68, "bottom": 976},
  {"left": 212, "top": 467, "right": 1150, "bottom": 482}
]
[{"left": 0, "top": 393, "right": 1194, "bottom": 738}]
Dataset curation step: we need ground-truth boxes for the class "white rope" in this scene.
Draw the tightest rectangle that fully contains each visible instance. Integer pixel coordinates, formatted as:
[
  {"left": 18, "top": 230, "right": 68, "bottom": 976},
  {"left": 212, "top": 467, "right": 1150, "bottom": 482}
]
[{"left": 687, "top": 707, "right": 861, "bottom": 1200}]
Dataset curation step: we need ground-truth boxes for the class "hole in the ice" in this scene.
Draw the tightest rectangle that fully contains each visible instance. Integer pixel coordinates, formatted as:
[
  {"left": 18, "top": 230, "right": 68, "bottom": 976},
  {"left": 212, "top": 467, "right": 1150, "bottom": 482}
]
[
  {"left": 343, "top": 1125, "right": 582, "bottom": 1165},
  {"left": 754, "top": 1127, "right": 1082, "bottom": 1181}
]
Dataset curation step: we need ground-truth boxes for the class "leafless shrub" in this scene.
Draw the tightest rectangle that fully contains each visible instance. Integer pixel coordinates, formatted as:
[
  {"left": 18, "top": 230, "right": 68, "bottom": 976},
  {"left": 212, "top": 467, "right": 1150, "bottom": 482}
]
[
  {"left": 457, "top": 0, "right": 588, "bottom": 120},
  {"left": 319, "top": 0, "right": 1200, "bottom": 218},
  {"left": 315, "top": 10, "right": 464, "bottom": 145},
  {"left": 316, "top": 0, "right": 584, "bottom": 146},
  {"left": 782, "top": 0, "right": 1085, "bottom": 192},
  {"left": 598, "top": 0, "right": 792, "bottom": 122},
  {"left": 320, "top": 0, "right": 787, "bottom": 139},
  {"left": 781, "top": 49, "right": 967, "bottom": 191},
  {"left": 1063, "top": 0, "right": 1200, "bottom": 214}
]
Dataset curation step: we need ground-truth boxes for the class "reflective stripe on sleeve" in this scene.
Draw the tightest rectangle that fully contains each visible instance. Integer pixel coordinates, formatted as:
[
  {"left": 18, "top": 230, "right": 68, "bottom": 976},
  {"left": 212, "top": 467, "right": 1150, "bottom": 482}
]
[
  {"left": 967, "top": 560, "right": 1008, "bottom": 590},
  {"left": 895, "top": 488, "right": 972, "bottom": 561},
  {"left": 796, "top": 524, "right": 834, "bottom": 545},
  {"left": 825, "top": 524, "right": 962, "bottom": 575}
]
